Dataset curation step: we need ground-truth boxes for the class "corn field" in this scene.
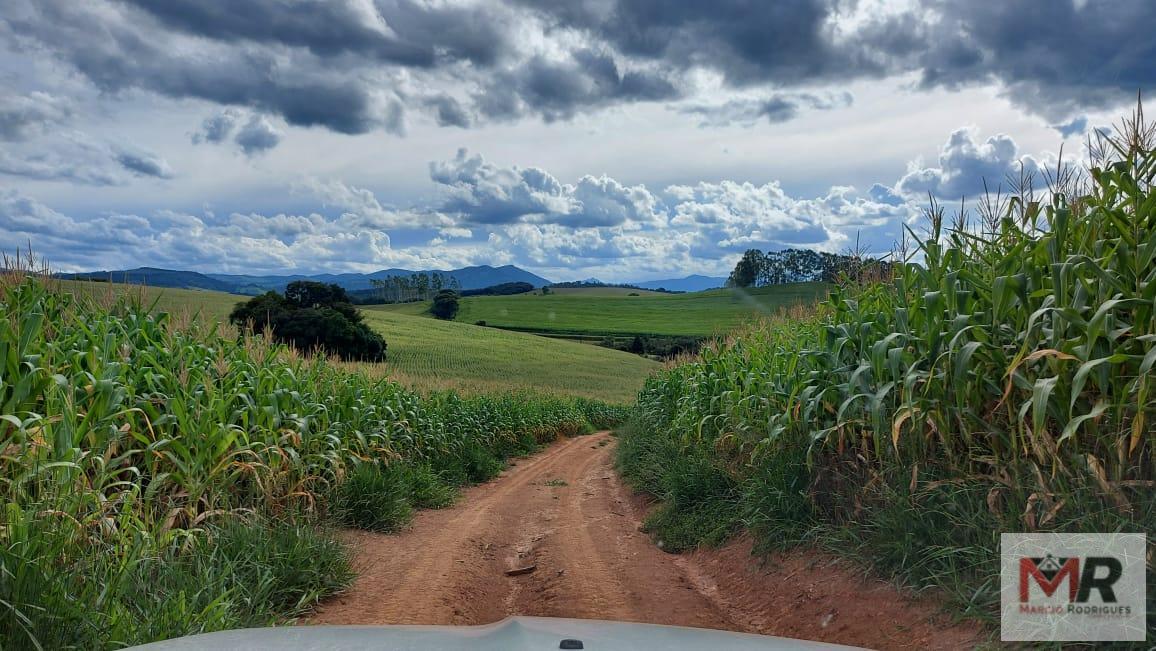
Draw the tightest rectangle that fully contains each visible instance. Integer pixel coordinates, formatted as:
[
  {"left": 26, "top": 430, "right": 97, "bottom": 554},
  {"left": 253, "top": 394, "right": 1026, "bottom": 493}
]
[
  {"left": 0, "top": 274, "right": 625, "bottom": 649},
  {"left": 621, "top": 105, "right": 1154, "bottom": 627}
]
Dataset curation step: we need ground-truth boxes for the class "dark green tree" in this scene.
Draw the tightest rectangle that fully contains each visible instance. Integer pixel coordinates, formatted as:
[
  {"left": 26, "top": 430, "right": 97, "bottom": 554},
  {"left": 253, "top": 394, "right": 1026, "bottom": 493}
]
[
  {"left": 429, "top": 289, "right": 460, "bottom": 320},
  {"left": 629, "top": 335, "right": 646, "bottom": 355},
  {"left": 230, "top": 282, "right": 386, "bottom": 361},
  {"left": 726, "top": 249, "right": 764, "bottom": 288}
]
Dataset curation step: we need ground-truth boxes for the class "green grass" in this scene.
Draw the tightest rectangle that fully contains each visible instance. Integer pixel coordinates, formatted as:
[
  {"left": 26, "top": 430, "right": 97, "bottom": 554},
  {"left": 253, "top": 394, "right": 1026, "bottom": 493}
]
[
  {"left": 449, "top": 283, "right": 829, "bottom": 337},
  {"left": 58, "top": 280, "right": 659, "bottom": 403},
  {"left": 356, "top": 310, "right": 657, "bottom": 402},
  {"left": 60, "top": 279, "right": 243, "bottom": 320},
  {"left": 544, "top": 286, "right": 666, "bottom": 296}
]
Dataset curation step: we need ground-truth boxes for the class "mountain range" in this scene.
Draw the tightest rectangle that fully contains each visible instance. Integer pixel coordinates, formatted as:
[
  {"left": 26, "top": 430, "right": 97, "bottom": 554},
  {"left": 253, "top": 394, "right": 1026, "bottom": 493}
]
[
  {"left": 633, "top": 275, "right": 727, "bottom": 292},
  {"left": 60, "top": 265, "right": 552, "bottom": 294},
  {"left": 58, "top": 266, "right": 727, "bottom": 294}
]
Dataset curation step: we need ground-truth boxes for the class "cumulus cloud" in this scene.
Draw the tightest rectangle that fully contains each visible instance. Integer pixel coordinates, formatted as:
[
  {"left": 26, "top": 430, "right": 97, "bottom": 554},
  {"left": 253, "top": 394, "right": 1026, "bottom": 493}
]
[
  {"left": 0, "top": 189, "right": 465, "bottom": 274},
  {"left": 474, "top": 49, "right": 681, "bottom": 122},
  {"left": 5, "top": 0, "right": 1150, "bottom": 137},
  {"left": 192, "top": 108, "right": 243, "bottom": 145},
  {"left": 896, "top": 127, "right": 1043, "bottom": 199},
  {"left": 430, "top": 148, "right": 663, "bottom": 227},
  {"left": 193, "top": 109, "right": 283, "bottom": 155},
  {"left": 428, "top": 148, "right": 917, "bottom": 269},
  {"left": 234, "top": 115, "right": 283, "bottom": 155},
  {"left": 300, "top": 177, "right": 453, "bottom": 229}
]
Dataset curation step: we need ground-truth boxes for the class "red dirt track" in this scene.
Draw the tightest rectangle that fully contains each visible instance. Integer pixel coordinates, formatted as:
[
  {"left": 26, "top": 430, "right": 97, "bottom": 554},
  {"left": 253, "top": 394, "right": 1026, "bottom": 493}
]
[{"left": 309, "top": 432, "right": 984, "bottom": 650}]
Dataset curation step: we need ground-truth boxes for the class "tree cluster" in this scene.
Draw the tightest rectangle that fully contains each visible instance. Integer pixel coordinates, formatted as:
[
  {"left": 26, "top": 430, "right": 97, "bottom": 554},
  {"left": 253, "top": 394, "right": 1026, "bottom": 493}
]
[
  {"left": 230, "top": 281, "right": 386, "bottom": 361},
  {"left": 370, "top": 272, "right": 460, "bottom": 303},
  {"left": 726, "top": 248, "right": 893, "bottom": 288},
  {"left": 460, "top": 281, "right": 534, "bottom": 297},
  {"left": 602, "top": 334, "right": 704, "bottom": 359}
]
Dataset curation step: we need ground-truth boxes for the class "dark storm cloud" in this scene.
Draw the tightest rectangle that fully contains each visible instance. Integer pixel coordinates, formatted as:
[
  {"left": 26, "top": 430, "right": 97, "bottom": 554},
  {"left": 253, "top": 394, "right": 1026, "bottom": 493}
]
[
  {"left": 918, "top": 1, "right": 1156, "bottom": 120},
  {"left": 516, "top": 0, "right": 907, "bottom": 85},
  {"left": 2, "top": 0, "right": 388, "bottom": 134},
  {"left": 425, "top": 95, "right": 472, "bottom": 128},
  {"left": 3, "top": 0, "right": 1153, "bottom": 139},
  {"left": 122, "top": 0, "right": 512, "bottom": 68},
  {"left": 521, "top": 0, "right": 1156, "bottom": 119},
  {"left": 474, "top": 49, "right": 680, "bottom": 122}
]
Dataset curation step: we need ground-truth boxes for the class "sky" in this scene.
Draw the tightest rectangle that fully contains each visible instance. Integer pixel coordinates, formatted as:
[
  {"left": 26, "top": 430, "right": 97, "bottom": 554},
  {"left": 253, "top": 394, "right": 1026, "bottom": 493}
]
[{"left": 0, "top": 0, "right": 1153, "bottom": 283}]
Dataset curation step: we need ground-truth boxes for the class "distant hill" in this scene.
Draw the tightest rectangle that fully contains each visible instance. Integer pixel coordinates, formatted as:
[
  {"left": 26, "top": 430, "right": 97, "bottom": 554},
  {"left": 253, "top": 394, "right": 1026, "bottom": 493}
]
[
  {"left": 60, "top": 264, "right": 552, "bottom": 294},
  {"left": 632, "top": 275, "right": 727, "bottom": 292},
  {"left": 59, "top": 267, "right": 236, "bottom": 292},
  {"left": 209, "top": 264, "right": 551, "bottom": 293}
]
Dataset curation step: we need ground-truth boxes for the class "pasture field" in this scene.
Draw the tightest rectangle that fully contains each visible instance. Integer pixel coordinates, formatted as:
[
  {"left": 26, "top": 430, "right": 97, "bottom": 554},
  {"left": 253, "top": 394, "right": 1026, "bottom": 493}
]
[
  {"left": 542, "top": 286, "right": 666, "bottom": 296},
  {"left": 354, "top": 311, "right": 658, "bottom": 402},
  {"left": 57, "top": 280, "right": 658, "bottom": 403},
  {"left": 447, "top": 282, "right": 829, "bottom": 337}
]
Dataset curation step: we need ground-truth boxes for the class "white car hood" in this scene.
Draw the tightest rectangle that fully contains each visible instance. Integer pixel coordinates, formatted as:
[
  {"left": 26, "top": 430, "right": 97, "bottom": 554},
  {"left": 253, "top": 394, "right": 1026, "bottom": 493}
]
[{"left": 127, "top": 616, "right": 867, "bottom": 650}]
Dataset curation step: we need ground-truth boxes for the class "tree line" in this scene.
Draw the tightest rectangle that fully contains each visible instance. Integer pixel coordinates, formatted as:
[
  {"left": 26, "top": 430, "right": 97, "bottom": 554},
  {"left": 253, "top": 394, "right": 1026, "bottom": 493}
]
[
  {"left": 370, "top": 272, "right": 461, "bottom": 303},
  {"left": 726, "top": 248, "right": 893, "bottom": 288}
]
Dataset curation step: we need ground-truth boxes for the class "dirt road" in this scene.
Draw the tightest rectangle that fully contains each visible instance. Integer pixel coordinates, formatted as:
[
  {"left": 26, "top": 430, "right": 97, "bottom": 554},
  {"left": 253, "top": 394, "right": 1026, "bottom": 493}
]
[{"left": 310, "top": 432, "right": 984, "bottom": 650}]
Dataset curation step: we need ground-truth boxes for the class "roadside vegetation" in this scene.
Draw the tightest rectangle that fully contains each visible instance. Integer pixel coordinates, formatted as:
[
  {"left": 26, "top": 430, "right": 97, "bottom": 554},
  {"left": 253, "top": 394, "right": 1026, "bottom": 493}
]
[
  {"left": 617, "top": 106, "right": 1156, "bottom": 638},
  {"left": 0, "top": 272, "right": 627, "bottom": 649}
]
